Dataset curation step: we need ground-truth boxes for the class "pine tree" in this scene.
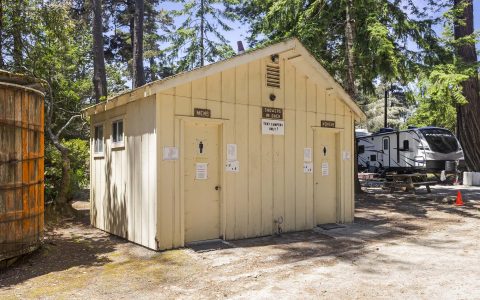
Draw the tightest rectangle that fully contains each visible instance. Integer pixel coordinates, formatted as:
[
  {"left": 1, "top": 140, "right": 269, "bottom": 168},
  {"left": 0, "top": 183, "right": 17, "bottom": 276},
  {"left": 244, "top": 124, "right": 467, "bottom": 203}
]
[
  {"left": 104, "top": 0, "right": 172, "bottom": 84},
  {"left": 408, "top": 0, "right": 479, "bottom": 171},
  {"left": 144, "top": 4, "right": 173, "bottom": 81},
  {"left": 453, "top": 0, "right": 480, "bottom": 171},
  {"left": 237, "top": 0, "right": 441, "bottom": 94},
  {"left": 361, "top": 84, "right": 413, "bottom": 133},
  {"left": 168, "top": 0, "right": 238, "bottom": 71},
  {"left": 132, "top": 0, "right": 145, "bottom": 87},
  {"left": 92, "top": 0, "right": 108, "bottom": 103}
]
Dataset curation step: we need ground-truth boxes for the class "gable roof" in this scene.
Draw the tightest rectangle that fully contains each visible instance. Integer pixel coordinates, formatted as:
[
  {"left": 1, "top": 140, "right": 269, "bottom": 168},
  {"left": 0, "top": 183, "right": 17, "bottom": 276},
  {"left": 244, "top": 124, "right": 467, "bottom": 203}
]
[{"left": 83, "top": 38, "right": 366, "bottom": 120}]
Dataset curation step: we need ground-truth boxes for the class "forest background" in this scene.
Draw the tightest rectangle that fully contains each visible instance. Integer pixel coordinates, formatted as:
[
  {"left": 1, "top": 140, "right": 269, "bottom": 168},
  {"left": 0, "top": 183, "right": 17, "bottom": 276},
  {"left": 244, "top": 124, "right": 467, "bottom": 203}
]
[{"left": 0, "top": 0, "right": 478, "bottom": 207}]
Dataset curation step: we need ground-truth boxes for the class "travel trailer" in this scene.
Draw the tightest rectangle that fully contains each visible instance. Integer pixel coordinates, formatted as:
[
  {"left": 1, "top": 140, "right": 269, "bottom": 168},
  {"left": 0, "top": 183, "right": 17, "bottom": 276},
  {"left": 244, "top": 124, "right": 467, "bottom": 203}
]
[{"left": 356, "top": 127, "right": 464, "bottom": 173}]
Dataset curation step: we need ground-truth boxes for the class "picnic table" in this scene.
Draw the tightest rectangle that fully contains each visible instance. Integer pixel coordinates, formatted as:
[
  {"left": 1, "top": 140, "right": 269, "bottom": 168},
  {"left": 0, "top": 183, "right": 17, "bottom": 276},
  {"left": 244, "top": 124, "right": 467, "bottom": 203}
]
[
  {"left": 384, "top": 173, "right": 437, "bottom": 193},
  {"left": 358, "top": 173, "right": 379, "bottom": 180}
]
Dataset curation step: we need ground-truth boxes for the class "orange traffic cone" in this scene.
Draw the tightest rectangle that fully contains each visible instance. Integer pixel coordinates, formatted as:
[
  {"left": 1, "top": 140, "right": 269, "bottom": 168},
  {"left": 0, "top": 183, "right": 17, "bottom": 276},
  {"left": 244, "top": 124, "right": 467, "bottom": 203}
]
[{"left": 455, "top": 191, "right": 464, "bottom": 206}]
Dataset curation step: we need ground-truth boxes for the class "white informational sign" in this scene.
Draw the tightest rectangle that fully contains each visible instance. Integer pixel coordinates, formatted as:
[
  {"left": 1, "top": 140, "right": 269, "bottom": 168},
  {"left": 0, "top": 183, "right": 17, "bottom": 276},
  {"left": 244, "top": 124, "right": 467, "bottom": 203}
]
[
  {"left": 342, "top": 151, "right": 351, "bottom": 161},
  {"left": 196, "top": 163, "right": 208, "bottom": 180},
  {"left": 225, "top": 160, "right": 240, "bottom": 173},
  {"left": 322, "top": 162, "right": 329, "bottom": 176},
  {"left": 261, "top": 119, "right": 285, "bottom": 135},
  {"left": 303, "top": 162, "right": 313, "bottom": 174},
  {"left": 304, "top": 148, "right": 312, "bottom": 162},
  {"left": 163, "top": 146, "right": 179, "bottom": 160},
  {"left": 227, "top": 144, "right": 237, "bottom": 161}
]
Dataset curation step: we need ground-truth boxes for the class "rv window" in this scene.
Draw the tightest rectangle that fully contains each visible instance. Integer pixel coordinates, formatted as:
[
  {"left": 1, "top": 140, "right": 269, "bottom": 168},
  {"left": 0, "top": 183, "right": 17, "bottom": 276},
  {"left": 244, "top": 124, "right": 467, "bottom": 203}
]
[
  {"left": 419, "top": 128, "right": 459, "bottom": 154},
  {"left": 358, "top": 145, "right": 365, "bottom": 154},
  {"left": 403, "top": 140, "right": 409, "bottom": 150},
  {"left": 370, "top": 155, "right": 376, "bottom": 161},
  {"left": 383, "top": 139, "right": 389, "bottom": 150}
]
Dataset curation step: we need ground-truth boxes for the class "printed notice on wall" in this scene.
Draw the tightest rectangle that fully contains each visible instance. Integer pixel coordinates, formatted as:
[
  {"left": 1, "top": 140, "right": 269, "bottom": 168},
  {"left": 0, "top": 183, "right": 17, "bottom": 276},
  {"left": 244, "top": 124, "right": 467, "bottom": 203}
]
[
  {"left": 342, "top": 151, "right": 351, "bottom": 161},
  {"left": 227, "top": 144, "right": 237, "bottom": 161},
  {"left": 225, "top": 160, "right": 240, "bottom": 173},
  {"left": 163, "top": 146, "right": 179, "bottom": 160},
  {"left": 322, "top": 162, "right": 329, "bottom": 176},
  {"left": 261, "top": 119, "right": 285, "bottom": 135},
  {"left": 196, "top": 163, "right": 208, "bottom": 180},
  {"left": 303, "top": 162, "right": 313, "bottom": 174},
  {"left": 304, "top": 148, "right": 312, "bottom": 162}
]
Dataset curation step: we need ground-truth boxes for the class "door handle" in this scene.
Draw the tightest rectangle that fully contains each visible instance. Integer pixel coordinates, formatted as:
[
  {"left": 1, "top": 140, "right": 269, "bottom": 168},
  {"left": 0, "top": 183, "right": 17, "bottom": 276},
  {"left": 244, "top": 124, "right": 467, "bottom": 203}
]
[{"left": 215, "top": 185, "right": 221, "bottom": 191}]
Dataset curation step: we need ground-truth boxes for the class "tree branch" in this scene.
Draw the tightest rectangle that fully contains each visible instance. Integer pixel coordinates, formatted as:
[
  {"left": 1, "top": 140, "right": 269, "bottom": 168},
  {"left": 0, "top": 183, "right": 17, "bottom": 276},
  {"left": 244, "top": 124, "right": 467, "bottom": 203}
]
[{"left": 55, "top": 114, "right": 82, "bottom": 139}]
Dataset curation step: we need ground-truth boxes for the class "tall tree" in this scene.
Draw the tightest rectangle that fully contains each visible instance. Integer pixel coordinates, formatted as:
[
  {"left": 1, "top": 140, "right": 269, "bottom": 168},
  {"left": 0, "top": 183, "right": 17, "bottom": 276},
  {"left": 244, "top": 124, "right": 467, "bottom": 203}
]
[
  {"left": 12, "top": 0, "right": 25, "bottom": 70},
  {"left": 344, "top": 0, "right": 362, "bottom": 192},
  {"left": 362, "top": 84, "right": 413, "bottom": 132},
  {"left": 92, "top": 0, "right": 108, "bottom": 103},
  {"left": 21, "top": 1, "right": 93, "bottom": 207},
  {"left": 453, "top": 0, "right": 480, "bottom": 171},
  {"left": 0, "top": 0, "right": 4, "bottom": 68},
  {"left": 344, "top": 0, "right": 357, "bottom": 99},
  {"left": 132, "top": 0, "right": 145, "bottom": 87},
  {"left": 144, "top": 3, "right": 174, "bottom": 81},
  {"left": 238, "top": 0, "right": 440, "bottom": 94},
  {"left": 169, "top": 0, "right": 238, "bottom": 71},
  {"left": 104, "top": 0, "right": 171, "bottom": 84}
]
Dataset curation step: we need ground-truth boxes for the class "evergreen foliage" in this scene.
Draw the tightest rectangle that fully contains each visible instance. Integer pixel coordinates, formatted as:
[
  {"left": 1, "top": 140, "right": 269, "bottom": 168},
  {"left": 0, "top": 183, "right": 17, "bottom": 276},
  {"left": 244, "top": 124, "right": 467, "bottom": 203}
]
[
  {"left": 167, "top": 0, "right": 238, "bottom": 71},
  {"left": 359, "top": 84, "right": 414, "bottom": 133},
  {"left": 0, "top": 0, "right": 479, "bottom": 204},
  {"left": 236, "top": 0, "right": 442, "bottom": 94}
]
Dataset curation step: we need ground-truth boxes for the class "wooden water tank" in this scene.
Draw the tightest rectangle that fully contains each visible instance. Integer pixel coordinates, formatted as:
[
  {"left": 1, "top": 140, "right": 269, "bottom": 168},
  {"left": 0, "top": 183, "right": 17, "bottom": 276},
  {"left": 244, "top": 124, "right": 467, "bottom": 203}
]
[{"left": 0, "top": 71, "right": 45, "bottom": 265}]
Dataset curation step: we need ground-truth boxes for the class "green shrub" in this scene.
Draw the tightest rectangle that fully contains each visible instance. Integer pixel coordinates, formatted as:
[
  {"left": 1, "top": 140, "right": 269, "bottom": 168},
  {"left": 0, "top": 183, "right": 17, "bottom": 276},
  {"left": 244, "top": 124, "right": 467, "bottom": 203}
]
[{"left": 44, "top": 139, "right": 89, "bottom": 203}]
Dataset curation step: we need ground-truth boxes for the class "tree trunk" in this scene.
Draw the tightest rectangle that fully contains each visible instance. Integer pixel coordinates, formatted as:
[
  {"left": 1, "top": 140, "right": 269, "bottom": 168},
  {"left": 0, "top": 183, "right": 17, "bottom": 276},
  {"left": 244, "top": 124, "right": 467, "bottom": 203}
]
[
  {"left": 345, "top": 0, "right": 362, "bottom": 193},
  {"left": 454, "top": 0, "right": 480, "bottom": 171},
  {"left": 128, "top": 0, "right": 135, "bottom": 78},
  {"left": 149, "top": 56, "right": 157, "bottom": 81},
  {"left": 12, "top": 0, "right": 23, "bottom": 70},
  {"left": 0, "top": 0, "right": 4, "bottom": 68},
  {"left": 145, "top": 5, "right": 157, "bottom": 82},
  {"left": 52, "top": 138, "right": 71, "bottom": 205},
  {"left": 200, "top": 0, "right": 205, "bottom": 67},
  {"left": 132, "top": 0, "right": 145, "bottom": 88},
  {"left": 92, "top": 0, "right": 108, "bottom": 103},
  {"left": 344, "top": 0, "right": 357, "bottom": 98}
]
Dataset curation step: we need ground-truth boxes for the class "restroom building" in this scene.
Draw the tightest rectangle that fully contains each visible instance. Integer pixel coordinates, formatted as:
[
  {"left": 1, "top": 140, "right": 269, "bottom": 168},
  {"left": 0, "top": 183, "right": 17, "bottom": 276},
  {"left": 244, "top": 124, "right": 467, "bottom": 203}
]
[{"left": 83, "top": 38, "right": 366, "bottom": 250}]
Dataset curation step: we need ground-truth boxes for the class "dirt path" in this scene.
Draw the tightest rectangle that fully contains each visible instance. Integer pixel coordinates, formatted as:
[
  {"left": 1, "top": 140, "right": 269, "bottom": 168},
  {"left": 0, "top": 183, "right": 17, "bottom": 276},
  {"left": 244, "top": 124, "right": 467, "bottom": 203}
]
[{"left": 1, "top": 186, "right": 480, "bottom": 299}]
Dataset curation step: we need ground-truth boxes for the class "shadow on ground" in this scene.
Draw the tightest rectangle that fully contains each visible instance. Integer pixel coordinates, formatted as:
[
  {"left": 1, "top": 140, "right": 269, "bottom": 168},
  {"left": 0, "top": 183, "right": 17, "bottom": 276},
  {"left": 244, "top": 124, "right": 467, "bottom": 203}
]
[
  {"left": 207, "top": 186, "right": 480, "bottom": 268},
  {"left": 0, "top": 207, "right": 126, "bottom": 288},
  {"left": 2, "top": 186, "right": 480, "bottom": 291}
]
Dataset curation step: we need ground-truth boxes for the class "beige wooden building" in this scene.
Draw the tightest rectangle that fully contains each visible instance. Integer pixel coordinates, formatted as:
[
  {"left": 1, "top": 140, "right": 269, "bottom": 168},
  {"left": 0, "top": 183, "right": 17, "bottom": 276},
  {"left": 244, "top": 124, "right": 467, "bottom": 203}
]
[{"left": 83, "top": 38, "right": 366, "bottom": 250}]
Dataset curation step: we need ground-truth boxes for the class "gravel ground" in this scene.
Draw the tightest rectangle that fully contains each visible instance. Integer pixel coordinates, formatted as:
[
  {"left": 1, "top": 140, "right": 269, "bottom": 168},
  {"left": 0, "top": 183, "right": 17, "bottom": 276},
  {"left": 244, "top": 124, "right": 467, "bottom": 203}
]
[{"left": 1, "top": 185, "right": 480, "bottom": 299}]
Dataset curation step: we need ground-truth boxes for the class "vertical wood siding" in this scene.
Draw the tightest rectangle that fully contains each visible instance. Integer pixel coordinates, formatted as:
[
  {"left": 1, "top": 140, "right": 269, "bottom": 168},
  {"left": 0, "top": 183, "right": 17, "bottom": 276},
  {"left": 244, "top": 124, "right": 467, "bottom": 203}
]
[
  {"left": 90, "top": 50, "right": 356, "bottom": 250},
  {"left": 154, "top": 51, "right": 356, "bottom": 249},
  {"left": 90, "top": 96, "right": 157, "bottom": 249}
]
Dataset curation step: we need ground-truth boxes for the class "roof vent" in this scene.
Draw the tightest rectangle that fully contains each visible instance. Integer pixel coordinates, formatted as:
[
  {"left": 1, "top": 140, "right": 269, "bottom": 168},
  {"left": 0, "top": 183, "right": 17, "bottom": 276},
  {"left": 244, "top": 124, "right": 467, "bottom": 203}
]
[{"left": 266, "top": 63, "right": 280, "bottom": 88}]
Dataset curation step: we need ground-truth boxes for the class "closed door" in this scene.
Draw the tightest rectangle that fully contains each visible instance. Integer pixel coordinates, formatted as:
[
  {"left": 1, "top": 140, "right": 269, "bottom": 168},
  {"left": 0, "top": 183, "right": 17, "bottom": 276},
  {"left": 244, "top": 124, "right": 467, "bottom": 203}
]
[
  {"left": 314, "top": 130, "right": 338, "bottom": 224},
  {"left": 184, "top": 122, "right": 220, "bottom": 242},
  {"left": 382, "top": 137, "right": 390, "bottom": 168}
]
